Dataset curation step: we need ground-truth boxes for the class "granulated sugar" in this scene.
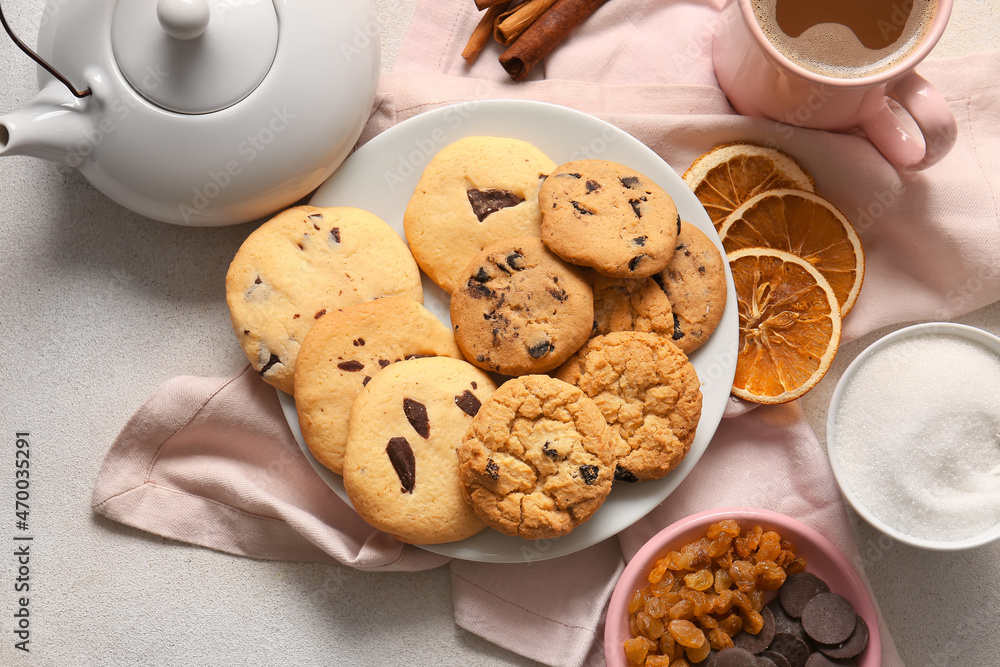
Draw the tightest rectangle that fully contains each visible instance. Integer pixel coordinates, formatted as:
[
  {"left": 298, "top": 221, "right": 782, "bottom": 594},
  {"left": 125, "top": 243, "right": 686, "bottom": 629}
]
[{"left": 832, "top": 333, "right": 1000, "bottom": 543}]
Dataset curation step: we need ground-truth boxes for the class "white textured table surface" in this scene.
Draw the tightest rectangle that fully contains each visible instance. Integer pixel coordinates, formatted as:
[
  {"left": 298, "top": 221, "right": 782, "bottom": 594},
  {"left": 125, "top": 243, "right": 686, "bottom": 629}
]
[{"left": 0, "top": 1, "right": 997, "bottom": 666}]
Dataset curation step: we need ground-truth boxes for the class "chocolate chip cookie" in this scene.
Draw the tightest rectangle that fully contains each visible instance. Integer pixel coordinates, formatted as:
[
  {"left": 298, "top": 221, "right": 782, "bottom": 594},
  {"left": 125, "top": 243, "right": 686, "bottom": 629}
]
[
  {"left": 226, "top": 205, "right": 423, "bottom": 394},
  {"left": 555, "top": 331, "right": 703, "bottom": 482},
  {"left": 538, "top": 160, "right": 680, "bottom": 278},
  {"left": 403, "top": 136, "right": 557, "bottom": 294},
  {"left": 449, "top": 237, "right": 593, "bottom": 376},
  {"left": 457, "top": 374, "right": 614, "bottom": 540},
  {"left": 342, "top": 356, "right": 496, "bottom": 545},
  {"left": 655, "top": 221, "right": 728, "bottom": 355},
  {"left": 293, "top": 297, "right": 463, "bottom": 474},
  {"left": 589, "top": 270, "right": 675, "bottom": 339}
]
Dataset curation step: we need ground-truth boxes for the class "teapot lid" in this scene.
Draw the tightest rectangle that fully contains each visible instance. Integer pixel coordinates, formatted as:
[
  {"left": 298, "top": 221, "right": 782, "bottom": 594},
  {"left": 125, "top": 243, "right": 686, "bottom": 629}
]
[{"left": 111, "top": 0, "right": 278, "bottom": 114}]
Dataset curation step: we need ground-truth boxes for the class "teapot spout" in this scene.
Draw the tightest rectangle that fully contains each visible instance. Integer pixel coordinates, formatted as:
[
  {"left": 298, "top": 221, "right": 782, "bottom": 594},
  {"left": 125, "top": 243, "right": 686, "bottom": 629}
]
[{"left": 0, "top": 83, "right": 90, "bottom": 165}]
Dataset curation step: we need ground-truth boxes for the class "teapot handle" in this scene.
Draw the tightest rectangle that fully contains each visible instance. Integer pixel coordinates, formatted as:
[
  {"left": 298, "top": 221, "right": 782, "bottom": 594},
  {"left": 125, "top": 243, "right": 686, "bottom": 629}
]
[{"left": 0, "top": 0, "right": 91, "bottom": 98}]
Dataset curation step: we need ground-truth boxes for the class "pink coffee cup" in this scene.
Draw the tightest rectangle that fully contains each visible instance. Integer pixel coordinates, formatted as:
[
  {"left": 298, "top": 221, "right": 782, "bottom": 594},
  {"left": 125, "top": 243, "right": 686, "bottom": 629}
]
[{"left": 713, "top": 0, "right": 957, "bottom": 171}]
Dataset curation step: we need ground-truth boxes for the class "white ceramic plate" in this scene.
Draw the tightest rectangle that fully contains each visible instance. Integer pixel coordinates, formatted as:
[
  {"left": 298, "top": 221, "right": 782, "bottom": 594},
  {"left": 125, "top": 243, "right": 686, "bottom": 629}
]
[{"left": 277, "top": 99, "right": 739, "bottom": 563}]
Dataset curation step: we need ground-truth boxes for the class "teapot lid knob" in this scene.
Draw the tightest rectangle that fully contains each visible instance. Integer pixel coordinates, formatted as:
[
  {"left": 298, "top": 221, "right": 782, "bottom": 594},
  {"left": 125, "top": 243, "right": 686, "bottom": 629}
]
[
  {"left": 111, "top": 0, "right": 278, "bottom": 115},
  {"left": 156, "top": 0, "right": 211, "bottom": 41}
]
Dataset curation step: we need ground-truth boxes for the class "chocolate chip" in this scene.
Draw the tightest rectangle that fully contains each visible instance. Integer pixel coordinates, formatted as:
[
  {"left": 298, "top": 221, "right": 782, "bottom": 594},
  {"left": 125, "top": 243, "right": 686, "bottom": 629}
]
[
  {"left": 800, "top": 594, "right": 856, "bottom": 646},
  {"left": 542, "top": 441, "right": 559, "bottom": 459},
  {"left": 714, "top": 647, "right": 759, "bottom": 667},
  {"left": 767, "top": 600, "right": 809, "bottom": 643},
  {"left": 579, "top": 465, "right": 600, "bottom": 485},
  {"left": 759, "top": 651, "right": 793, "bottom": 667},
  {"left": 465, "top": 278, "right": 496, "bottom": 299},
  {"left": 467, "top": 188, "right": 524, "bottom": 222},
  {"left": 547, "top": 286, "right": 568, "bottom": 301},
  {"left": 314, "top": 309, "right": 326, "bottom": 319},
  {"left": 485, "top": 458, "right": 499, "bottom": 480},
  {"left": 817, "top": 613, "right": 868, "bottom": 659},
  {"left": 506, "top": 250, "right": 526, "bottom": 270},
  {"left": 527, "top": 339, "right": 553, "bottom": 358},
  {"left": 633, "top": 236, "right": 647, "bottom": 246},
  {"left": 676, "top": 214, "right": 682, "bottom": 234},
  {"left": 620, "top": 176, "right": 641, "bottom": 189},
  {"left": 628, "top": 254, "right": 647, "bottom": 271},
  {"left": 614, "top": 465, "right": 638, "bottom": 483},
  {"left": 629, "top": 199, "right": 644, "bottom": 218},
  {"left": 404, "top": 353, "right": 432, "bottom": 360},
  {"left": 254, "top": 276, "right": 262, "bottom": 284},
  {"left": 804, "top": 653, "right": 851, "bottom": 666},
  {"left": 307, "top": 213, "right": 323, "bottom": 222},
  {"left": 337, "top": 360, "right": 364, "bottom": 372},
  {"left": 756, "top": 657, "right": 778, "bottom": 667},
  {"left": 385, "top": 437, "right": 416, "bottom": 493},
  {"left": 571, "top": 200, "right": 595, "bottom": 215},
  {"left": 780, "top": 572, "right": 831, "bottom": 618},
  {"left": 454, "top": 390, "right": 481, "bottom": 416},
  {"left": 353, "top": 338, "right": 365, "bottom": 346},
  {"left": 378, "top": 359, "right": 390, "bottom": 368},
  {"left": 768, "top": 633, "right": 811, "bottom": 667},
  {"left": 403, "top": 398, "right": 430, "bottom": 438},
  {"left": 259, "top": 353, "right": 281, "bottom": 376},
  {"left": 362, "top": 376, "right": 371, "bottom": 386},
  {"left": 472, "top": 266, "right": 491, "bottom": 283},
  {"left": 243, "top": 329, "right": 251, "bottom": 335},
  {"left": 561, "top": 172, "right": 582, "bottom": 179},
  {"left": 471, "top": 381, "right": 477, "bottom": 389},
  {"left": 672, "top": 313, "right": 685, "bottom": 341},
  {"left": 585, "top": 179, "right": 601, "bottom": 192},
  {"left": 734, "top": 605, "right": 775, "bottom": 654},
  {"left": 296, "top": 242, "right": 304, "bottom": 250},
  {"left": 464, "top": 279, "right": 496, "bottom": 299},
  {"left": 292, "top": 314, "right": 300, "bottom": 319}
]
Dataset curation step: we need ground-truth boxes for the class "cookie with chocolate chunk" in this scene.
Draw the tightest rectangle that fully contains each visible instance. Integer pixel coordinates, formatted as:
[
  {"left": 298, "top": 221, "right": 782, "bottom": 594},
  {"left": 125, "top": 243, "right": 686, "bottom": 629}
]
[
  {"left": 449, "top": 237, "right": 594, "bottom": 376},
  {"left": 555, "top": 331, "right": 702, "bottom": 482},
  {"left": 403, "top": 136, "right": 557, "bottom": 294},
  {"left": 294, "top": 297, "right": 463, "bottom": 475},
  {"left": 538, "top": 160, "right": 679, "bottom": 278},
  {"left": 226, "top": 205, "right": 423, "bottom": 394},
  {"left": 457, "top": 374, "right": 614, "bottom": 540},
  {"left": 655, "top": 221, "right": 728, "bottom": 355},
  {"left": 343, "top": 357, "right": 496, "bottom": 545}
]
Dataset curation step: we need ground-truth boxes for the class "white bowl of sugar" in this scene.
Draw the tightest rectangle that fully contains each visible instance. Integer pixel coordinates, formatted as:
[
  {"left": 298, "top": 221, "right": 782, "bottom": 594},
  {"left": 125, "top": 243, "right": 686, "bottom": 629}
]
[{"left": 826, "top": 322, "right": 1000, "bottom": 550}]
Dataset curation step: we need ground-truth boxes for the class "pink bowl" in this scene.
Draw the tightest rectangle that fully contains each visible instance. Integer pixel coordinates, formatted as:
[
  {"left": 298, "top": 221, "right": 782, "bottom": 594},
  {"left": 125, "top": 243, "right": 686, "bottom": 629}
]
[{"left": 604, "top": 507, "right": 880, "bottom": 666}]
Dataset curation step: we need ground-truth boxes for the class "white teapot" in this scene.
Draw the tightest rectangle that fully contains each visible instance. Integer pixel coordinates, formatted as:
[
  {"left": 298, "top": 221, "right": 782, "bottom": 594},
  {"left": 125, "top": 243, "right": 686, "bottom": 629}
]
[{"left": 0, "top": 0, "right": 380, "bottom": 225}]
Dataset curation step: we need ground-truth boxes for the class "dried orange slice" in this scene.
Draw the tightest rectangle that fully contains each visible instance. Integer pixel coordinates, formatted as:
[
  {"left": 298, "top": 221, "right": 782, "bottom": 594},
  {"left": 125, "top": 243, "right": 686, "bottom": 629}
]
[
  {"left": 728, "top": 247, "right": 841, "bottom": 404},
  {"left": 683, "top": 143, "right": 815, "bottom": 230},
  {"left": 719, "top": 188, "right": 864, "bottom": 316}
]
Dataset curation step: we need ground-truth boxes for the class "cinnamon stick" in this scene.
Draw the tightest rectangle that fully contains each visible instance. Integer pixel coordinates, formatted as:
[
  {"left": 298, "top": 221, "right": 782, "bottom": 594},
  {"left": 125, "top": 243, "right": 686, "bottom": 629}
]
[
  {"left": 494, "top": 0, "right": 558, "bottom": 46},
  {"left": 463, "top": 3, "right": 509, "bottom": 64},
  {"left": 498, "top": 0, "right": 609, "bottom": 82},
  {"left": 475, "top": 0, "right": 508, "bottom": 9}
]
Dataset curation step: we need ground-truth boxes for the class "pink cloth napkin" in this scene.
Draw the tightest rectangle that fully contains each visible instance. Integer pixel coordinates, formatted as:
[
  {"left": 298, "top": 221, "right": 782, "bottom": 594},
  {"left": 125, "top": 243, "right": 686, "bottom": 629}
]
[{"left": 92, "top": 1, "right": 1000, "bottom": 665}]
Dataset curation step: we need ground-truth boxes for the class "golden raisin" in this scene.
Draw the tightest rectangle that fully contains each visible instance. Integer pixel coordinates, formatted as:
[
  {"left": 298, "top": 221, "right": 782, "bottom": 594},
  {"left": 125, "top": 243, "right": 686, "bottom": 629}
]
[
  {"left": 741, "top": 609, "right": 764, "bottom": 635},
  {"left": 668, "top": 599, "right": 694, "bottom": 621},
  {"left": 706, "top": 519, "right": 741, "bottom": 540},
  {"left": 786, "top": 557, "right": 808, "bottom": 574},
  {"left": 685, "top": 639, "right": 712, "bottom": 664},
  {"left": 757, "top": 561, "right": 787, "bottom": 591},
  {"left": 717, "top": 612, "right": 743, "bottom": 637},
  {"left": 637, "top": 611, "right": 665, "bottom": 640},
  {"left": 668, "top": 659, "right": 691, "bottom": 667},
  {"left": 624, "top": 636, "right": 657, "bottom": 665},
  {"left": 649, "top": 559, "right": 670, "bottom": 585},
  {"left": 629, "top": 588, "right": 649, "bottom": 615},
  {"left": 708, "top": 627, "right": 735, "bottom": 651},
  {"left": 713, "top": 568, "right": 733, "bottom": 592},
  {"left": 645, "top": 656, "right": 672, "bottom": 667},
  {"left": 668, "top": 620, "right": 706, "bottom": 649},
  {"left": 695, "top": 614, "right": 719, "bottom": 630},
  {"left": 684, "top": 569, "right": 714, "bottom": 592},
  {"left": 650, "top": 572, "right": 676, "bottom": 596},
  {"left": 729, "top": 560, "right": 756, "bottom": 593}
]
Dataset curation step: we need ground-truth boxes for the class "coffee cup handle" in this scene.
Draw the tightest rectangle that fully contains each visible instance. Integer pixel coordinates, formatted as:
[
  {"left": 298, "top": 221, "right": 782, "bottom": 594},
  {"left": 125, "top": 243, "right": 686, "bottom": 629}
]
[{"left": 858, "top": 72, "right": 957, "bottom": 171}]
